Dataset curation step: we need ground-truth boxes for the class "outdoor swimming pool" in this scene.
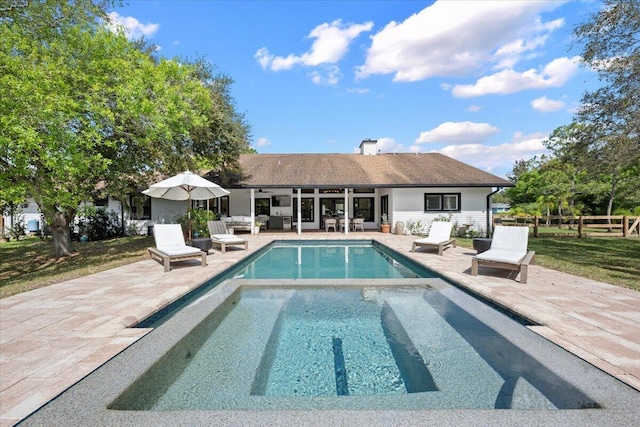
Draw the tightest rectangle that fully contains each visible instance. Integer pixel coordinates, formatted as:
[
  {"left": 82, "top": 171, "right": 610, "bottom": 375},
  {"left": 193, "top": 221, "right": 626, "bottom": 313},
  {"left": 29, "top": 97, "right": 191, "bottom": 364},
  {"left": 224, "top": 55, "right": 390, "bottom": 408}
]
[{"left": 21, "top": 241, "right": 640, "bottom": 426}]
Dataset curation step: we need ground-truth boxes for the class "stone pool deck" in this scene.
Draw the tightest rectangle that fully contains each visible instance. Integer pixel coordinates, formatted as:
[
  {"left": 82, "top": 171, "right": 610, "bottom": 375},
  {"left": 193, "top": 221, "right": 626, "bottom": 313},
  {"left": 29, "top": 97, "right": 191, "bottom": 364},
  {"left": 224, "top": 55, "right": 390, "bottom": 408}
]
[{"left": 1, "top": 231, "right": 639, "bottom": 426}]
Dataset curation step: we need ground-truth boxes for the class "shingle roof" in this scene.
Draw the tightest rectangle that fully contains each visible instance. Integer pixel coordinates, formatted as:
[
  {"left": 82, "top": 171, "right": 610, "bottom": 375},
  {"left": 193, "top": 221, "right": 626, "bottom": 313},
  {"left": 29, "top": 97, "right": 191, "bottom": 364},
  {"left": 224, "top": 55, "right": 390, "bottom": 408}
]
[{"left": 233, "top": 153, "right": 512, "bottom": 188}]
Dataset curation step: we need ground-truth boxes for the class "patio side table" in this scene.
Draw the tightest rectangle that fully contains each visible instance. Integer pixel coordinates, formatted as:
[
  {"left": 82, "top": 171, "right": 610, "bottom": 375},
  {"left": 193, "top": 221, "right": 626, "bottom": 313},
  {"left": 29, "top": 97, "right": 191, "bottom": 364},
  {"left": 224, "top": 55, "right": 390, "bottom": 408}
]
[
  {"left": 190, "top": 238, "right": 213, "bottom": 253},
  {"left": 472, "top": 238, "right": 492, "bottom": 253}
]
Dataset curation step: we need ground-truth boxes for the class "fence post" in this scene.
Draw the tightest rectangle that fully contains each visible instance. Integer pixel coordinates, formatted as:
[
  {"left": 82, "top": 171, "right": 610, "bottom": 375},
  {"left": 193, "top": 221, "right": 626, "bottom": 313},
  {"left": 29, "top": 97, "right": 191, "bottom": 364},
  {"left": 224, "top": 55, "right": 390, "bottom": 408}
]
[
  {"left": 578, "top": 216, "right": 583, "bottom": 238},
  {"left": 623, "top": 216, "right": 629, "bottom": 237},
  {"left": 534, "top": 216, "right": 539, "bottom": 238}
]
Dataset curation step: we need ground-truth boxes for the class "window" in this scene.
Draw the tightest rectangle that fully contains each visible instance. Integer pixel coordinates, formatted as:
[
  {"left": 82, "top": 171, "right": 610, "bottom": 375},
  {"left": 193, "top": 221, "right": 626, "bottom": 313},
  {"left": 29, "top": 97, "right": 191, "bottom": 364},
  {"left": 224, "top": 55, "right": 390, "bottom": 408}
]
[
  {"left": 381, "top": 195, "right": 388, "bottom": 217},
  {"left": 320, "top": 198, "right": 344, "bottom": 216},
  {"left": 293, "top": 198, "right": 314, "bottom": 222},
  {"left": 219, "top": 196, "right": 229, "bottom": 216},
  {"left": 93, "top": 197, "right": 108, "bottom": 207},
  {"left": 129, "top": 194, "right": 151, "bottom": 220},
  {"left": 424, "top": 193, "right": 460, "bottom": 212},
  {"left": 353, "top": 197, "right": 374, "bottom": 221},
  {"left": 353, "top": 188, "right": 374, "bottom": 193},
  {"left": 271, "top": 195, "right": 291, "bottom": 207},
  {"left": 255, "top": 198, "right": 270, "bottom": 216}
]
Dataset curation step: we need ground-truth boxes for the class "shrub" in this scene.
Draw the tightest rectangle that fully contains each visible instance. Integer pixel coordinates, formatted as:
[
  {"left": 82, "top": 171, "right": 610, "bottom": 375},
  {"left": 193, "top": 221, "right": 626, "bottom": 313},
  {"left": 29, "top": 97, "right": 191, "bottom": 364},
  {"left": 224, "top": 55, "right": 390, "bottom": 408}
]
[
  {"left": 77, "top": 206, "right": 121, "bottom": 241},
  {"left": 177, "top": 209, "right": 218, "bottom": 237}
]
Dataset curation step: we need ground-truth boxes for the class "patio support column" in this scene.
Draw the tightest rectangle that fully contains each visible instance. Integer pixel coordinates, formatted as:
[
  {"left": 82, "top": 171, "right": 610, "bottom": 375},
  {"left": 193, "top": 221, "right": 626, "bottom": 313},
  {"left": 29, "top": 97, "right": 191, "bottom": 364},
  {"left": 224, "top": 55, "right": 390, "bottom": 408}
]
[
  {"left": 250, "top": 188, "right": 255, "bottom": 235},
  {"left": 344, "top": 188, "right": 349, "bottom": 235},
  {"left": 297, "top": 188, "right": 302, "bottom": 235}
]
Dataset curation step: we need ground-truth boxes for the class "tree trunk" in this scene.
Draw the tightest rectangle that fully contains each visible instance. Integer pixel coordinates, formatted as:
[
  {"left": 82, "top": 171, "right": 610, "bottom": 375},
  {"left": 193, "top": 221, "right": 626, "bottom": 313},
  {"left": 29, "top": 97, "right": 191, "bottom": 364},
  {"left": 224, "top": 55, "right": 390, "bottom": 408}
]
[{"left": 52, "top": 210, "right": 74, "bottom": 258}]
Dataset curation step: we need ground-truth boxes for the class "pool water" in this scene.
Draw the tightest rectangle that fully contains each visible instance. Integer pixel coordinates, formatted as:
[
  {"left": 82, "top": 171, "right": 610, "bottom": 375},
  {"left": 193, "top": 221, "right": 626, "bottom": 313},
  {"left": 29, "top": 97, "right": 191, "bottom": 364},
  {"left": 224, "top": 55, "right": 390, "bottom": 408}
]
[
  {"left": 252, "top": 288, "right": 438, "bottom": 398},
  {"left": 113, "top": 280, "right": 598, "bottom": 411},
  {"left": 233, "top": 243, "right": 422, "bottom": 279}
]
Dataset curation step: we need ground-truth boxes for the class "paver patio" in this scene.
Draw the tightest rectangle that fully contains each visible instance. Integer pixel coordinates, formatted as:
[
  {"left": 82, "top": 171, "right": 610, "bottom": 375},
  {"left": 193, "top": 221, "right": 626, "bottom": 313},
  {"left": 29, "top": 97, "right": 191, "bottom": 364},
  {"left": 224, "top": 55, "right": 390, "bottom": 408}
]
[{"left": 1, "top": 231, "right": 639, "bottom": 426}]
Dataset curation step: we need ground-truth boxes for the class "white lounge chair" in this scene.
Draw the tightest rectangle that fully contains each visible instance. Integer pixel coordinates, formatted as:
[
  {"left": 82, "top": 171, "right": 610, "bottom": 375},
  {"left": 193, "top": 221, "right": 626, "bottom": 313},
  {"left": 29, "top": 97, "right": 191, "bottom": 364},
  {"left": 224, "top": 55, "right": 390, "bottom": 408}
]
[
  {"left": 471, "top": 225, "right": 535, "bottom": 283},
  {"left": 411, "top": 221, "right": 456, "bottom": 256},
  {"left": 207, "top": 220, "right": 248, "bottom": 253},
  {"left": 147, "top": 224, "right": 207, "bottom": 272}
]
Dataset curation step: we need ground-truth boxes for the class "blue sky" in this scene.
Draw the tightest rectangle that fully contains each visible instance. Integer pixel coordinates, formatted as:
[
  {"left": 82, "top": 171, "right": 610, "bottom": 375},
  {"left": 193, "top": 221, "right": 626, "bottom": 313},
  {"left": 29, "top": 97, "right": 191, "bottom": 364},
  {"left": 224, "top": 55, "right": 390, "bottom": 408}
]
[{"left": 110, "top": 1, "right": 602, "bottom": 178}]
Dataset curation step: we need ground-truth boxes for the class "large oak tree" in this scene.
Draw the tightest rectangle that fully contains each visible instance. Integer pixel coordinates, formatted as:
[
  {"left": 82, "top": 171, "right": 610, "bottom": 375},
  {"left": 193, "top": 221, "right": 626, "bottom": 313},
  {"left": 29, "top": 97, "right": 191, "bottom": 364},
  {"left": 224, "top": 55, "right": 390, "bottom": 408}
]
[
  {"left": 572, "top": 0, "right": 640, "bottom": 216},
  {"left": 1, "top": 1, "right": 251, "bottom": 257}
]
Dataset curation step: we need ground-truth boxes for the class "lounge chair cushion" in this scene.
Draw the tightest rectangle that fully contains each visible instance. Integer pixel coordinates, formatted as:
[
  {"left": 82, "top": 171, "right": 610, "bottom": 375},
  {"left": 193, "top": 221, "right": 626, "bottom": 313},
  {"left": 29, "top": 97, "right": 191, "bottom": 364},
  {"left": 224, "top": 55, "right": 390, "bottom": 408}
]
[
  {"left": 156, "top": 245, "right": 202, "bottom": 256},
  {"left": 413, "top": 236, "right": 444, "bottom": 245},
  {"left": 490, "top": 226, "right": 529, "bottom": 253},
  {"left": 211, "top": 234, "right": 245, "bottom": 242},
  {"left": 475, "top": 249, "right": 526, "bottom": 265}
]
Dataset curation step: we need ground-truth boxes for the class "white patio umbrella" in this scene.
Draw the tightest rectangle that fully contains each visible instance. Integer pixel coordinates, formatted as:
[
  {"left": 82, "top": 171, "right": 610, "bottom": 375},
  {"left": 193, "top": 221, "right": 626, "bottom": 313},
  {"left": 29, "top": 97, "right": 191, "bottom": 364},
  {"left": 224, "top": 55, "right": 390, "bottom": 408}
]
[{"left": 142, "top": 171, "right": 229, "bottom": 240}]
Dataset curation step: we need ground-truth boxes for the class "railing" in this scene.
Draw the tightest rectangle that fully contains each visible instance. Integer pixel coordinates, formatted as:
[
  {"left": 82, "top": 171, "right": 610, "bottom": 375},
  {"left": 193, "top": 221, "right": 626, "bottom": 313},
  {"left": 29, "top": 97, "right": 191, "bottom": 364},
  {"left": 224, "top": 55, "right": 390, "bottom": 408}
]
[{"left": 493, "top": 215, "right": 640, "bottom": 238}]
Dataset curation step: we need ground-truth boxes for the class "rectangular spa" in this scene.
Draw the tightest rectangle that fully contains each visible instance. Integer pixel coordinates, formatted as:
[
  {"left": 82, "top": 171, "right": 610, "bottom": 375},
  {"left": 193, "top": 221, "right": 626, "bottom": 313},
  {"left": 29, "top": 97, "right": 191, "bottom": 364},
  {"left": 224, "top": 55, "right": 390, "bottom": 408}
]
[
  {"left": 111, "top": 284, "right": 598, "bottom": 411},
  {"left": 20, "top": 241, "right": 640, "bottom": 426}
]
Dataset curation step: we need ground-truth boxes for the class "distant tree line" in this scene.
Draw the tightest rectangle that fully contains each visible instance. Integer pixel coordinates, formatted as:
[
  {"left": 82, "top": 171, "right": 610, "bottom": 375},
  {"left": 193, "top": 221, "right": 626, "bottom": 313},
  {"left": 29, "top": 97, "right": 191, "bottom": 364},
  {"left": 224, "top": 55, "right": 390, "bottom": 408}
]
[
  {"left": 0, "top": 0, "right": 252, "bottom": 257},
  {"left": 504, "top": 0, "right": 640, "bottom": 218}
]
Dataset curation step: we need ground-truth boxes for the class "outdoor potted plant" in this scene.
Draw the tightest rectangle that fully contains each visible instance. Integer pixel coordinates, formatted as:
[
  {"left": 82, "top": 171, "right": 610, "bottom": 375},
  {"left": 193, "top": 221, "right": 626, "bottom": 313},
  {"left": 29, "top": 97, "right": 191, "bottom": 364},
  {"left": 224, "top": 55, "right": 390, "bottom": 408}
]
[
  {"left": 254, "top": 221, "right": 262, "bottom": 235},
  {"left": 380, "top": 214, "right": 391, "bottom": 233}
]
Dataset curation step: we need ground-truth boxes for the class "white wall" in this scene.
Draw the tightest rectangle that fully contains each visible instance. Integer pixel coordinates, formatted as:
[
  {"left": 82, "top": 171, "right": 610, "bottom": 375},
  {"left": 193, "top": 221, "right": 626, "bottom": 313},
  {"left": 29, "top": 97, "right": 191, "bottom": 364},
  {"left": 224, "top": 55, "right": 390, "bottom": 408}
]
[
  {"left": 390, "top": 187, "right": 492, "bottom": 234},
  {"left": 2, "top": 199, "right": 41, "bottom": 234}
]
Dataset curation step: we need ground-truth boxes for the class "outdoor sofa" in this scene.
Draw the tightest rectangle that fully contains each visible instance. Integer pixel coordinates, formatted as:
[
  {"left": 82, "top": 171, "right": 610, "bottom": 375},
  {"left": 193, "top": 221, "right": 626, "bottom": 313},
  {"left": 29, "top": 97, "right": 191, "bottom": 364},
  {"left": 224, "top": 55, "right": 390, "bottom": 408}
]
[{"left": 222, "top": 216, "right": 253, "bottom": 233}]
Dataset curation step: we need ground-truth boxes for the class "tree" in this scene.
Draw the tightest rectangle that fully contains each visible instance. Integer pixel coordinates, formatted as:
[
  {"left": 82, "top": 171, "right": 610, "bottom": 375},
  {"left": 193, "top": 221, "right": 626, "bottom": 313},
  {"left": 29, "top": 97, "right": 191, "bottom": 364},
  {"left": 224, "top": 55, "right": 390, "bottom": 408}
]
[
  {"left": 1, "top": 1, "right": 251, "bottom": 257},
  {"left": 572, "top": 0, "right": 640, "bottom": 217}
]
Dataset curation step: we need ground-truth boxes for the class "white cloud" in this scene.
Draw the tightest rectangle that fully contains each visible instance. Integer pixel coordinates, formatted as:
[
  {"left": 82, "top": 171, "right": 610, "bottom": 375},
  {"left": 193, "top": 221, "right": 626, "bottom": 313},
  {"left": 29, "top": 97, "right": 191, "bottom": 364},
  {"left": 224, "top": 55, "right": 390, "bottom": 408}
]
[
  {"left": 450, "top": 56, "right": 580, "bottom": 97},
  {"left": 493, "top": 18, "right": 564, "bottom": 69},
  {"left": 356, "top": 1, "right": 565, "bottom": 82},
  {"left": 256, "top": 19, "right": 373, "bottom": 71},
  {"left": 308, "top": 66, "right": 342, "bottom": 86},
  {"left": 107, "top": 12, "right": 159, "bottom": 39},
  {"left": 256, "top": 137, "right": 271, "bottom": 148},
  {"left": 467, "top": 104, "right": 482, "bottom": 112},
  {"left": 416, "top": 121, "right": 499, "bottom": 145},
  {"left": 433, "top": 131, "right": 549, "bottom": 176},
  {"left": 347, "top": 87, "right": 370, "bottom": 94},
  {"left": 531, "top": 95, "right": 566, "bottom": 112}
]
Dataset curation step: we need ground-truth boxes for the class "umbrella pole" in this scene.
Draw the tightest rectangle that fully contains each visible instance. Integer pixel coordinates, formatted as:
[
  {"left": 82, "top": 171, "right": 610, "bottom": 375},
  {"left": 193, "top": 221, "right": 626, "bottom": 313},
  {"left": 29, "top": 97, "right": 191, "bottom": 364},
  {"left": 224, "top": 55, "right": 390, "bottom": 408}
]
[{"left": 188, "top": 197, "right": 192, "bottom": 241}]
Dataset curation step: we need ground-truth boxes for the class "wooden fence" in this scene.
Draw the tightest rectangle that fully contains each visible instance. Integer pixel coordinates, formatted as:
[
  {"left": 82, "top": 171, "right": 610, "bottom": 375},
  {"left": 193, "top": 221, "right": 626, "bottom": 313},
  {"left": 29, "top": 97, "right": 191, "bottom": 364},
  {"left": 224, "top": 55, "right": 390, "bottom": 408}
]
[{"left": 493, "top": 215, "right": 640, "bottom": 238}]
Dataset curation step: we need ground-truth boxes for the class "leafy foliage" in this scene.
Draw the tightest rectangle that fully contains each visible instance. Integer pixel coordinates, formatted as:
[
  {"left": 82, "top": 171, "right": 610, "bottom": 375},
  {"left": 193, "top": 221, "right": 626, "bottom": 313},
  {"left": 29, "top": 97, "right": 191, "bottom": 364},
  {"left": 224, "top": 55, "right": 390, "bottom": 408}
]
[
  {"left": 505, "top": 0, "right": 640, "bottom": 216},
  {"left": 176, "top": 209, "right": 218, "bottom": 238},
  {"left": 77, "top": 206, "right": 121, "bottom": 241},
  {"left": 1, "top": 1, "right": 251, "bottom": 258}
]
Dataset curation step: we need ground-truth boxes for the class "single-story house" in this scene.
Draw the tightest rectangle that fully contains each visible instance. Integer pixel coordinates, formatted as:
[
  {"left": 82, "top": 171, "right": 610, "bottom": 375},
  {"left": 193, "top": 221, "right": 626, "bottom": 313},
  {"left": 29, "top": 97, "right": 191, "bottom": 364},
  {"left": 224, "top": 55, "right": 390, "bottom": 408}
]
[
  {"left": 2, "top": 140, "right": 512, "bottom": 237},
  {"left": 491, "top": 203, "right": 511, "bottom": 214},
  {"left": 218, "top": 139, "right": 512, "bottom": 235}
]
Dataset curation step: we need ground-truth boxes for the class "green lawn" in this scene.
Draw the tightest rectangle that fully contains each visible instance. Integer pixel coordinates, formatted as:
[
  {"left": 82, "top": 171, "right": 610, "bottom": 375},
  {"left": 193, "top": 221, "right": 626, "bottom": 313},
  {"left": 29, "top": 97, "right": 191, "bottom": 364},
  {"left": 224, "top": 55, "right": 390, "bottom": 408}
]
[
  {"left": 1, "top": 234, "right": 639, "bottom": 298},
  {"left": 458, "top": 236, "right": 640, "bottom": 291},
  {"left": 0, "top": 236, "right": 153, "bottom": 298}
]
